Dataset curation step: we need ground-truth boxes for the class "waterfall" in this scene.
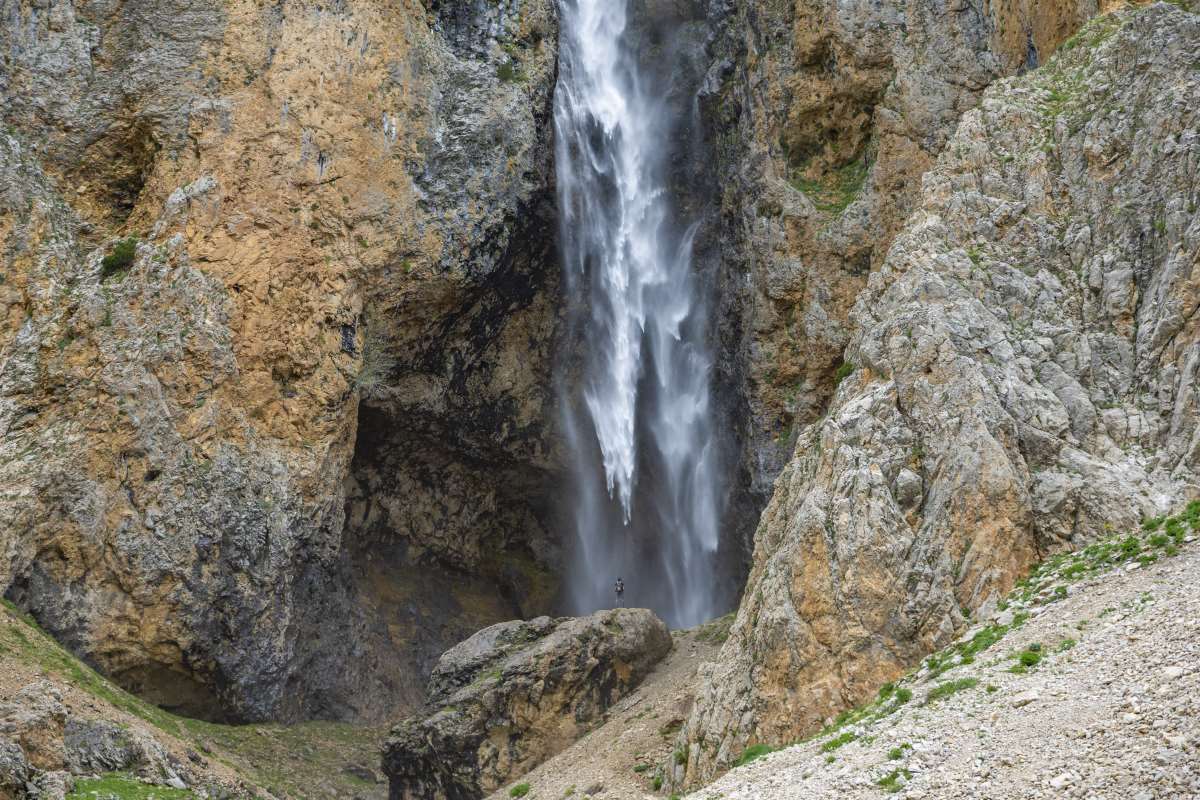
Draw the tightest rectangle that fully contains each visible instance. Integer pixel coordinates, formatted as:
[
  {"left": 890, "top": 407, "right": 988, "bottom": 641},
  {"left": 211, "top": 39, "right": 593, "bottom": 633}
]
[{"left": 554, "top": 0, "right": 723, "bottom": 628}]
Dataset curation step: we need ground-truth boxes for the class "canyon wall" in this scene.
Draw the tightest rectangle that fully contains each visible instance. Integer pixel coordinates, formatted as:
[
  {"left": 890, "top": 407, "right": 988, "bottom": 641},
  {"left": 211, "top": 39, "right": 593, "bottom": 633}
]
[
  {"left": 675, "top": 2, "right": 1200, "bottom": 785},
  {"left": 0, "top": 0, "right": 562, "bottom": 724},
  {"left": 700, "top": 0, "right": 1101, "bottom": 493}
]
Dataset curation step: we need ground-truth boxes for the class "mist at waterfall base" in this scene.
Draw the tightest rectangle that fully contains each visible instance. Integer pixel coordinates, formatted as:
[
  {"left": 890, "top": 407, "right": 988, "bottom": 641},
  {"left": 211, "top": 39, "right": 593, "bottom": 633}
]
[{"left": 554, "top": 0, "right": 728, "bottom": 629}]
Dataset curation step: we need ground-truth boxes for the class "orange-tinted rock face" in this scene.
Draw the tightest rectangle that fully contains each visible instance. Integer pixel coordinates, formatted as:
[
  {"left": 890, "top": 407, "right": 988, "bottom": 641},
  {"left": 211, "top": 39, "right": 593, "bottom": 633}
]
[{"left": 0, "top": 0, "right": 562, "bottom": 723}]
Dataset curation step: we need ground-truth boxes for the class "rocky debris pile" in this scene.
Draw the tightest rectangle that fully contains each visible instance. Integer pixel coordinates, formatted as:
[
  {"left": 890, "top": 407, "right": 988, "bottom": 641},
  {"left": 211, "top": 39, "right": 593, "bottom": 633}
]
[
  {"left": 688, "top": 506, "right": 1200, "bottom": 798},
  {"left": 383, "top": 609, "right": 672, "bottom": 800},
  {"left": 0, "top": 680, "right": 194, "bottom": 800},
  {"left": 675, "top": 4, "right": 1200, "bottom": 784}
]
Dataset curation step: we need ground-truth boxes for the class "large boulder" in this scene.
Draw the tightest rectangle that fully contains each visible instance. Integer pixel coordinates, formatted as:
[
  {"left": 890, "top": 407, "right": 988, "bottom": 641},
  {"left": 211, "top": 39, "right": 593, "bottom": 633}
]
[{"left": 383, "top": 609, "right": 673, "bottom": 800}]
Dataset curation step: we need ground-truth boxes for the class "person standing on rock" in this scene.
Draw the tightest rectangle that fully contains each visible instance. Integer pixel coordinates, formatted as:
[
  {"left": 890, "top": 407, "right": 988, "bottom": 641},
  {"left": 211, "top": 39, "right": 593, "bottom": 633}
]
[{"left": 615, "top": 578, "right": 625, "bottom": 608}]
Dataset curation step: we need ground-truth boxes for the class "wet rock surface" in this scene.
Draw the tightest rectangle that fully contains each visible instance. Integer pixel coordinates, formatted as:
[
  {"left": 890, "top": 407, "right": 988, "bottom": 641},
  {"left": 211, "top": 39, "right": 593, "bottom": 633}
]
[{"left": 383, "top": 609, "right": 673, "bottom": 800}]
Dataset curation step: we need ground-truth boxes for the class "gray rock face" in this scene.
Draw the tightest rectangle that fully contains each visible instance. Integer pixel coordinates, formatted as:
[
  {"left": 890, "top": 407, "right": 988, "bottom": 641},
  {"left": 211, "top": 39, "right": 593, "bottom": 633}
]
[
  {"left": 675, "top": 4, "right": 1200, "bottom": 785},
  {"left": 0, "top": 736, "right": 31, "bottom": 800},
  {"left": 1, "top": 0, "right": 224, "bottom": 226},
  {"left": 383, "top": 609, "right": 673, "bottom": 800}
]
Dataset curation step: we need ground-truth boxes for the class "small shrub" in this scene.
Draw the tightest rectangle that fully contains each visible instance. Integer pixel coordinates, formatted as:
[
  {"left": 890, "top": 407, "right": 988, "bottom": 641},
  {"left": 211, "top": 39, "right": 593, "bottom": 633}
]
[
  {"left": 632, "top": 764, "right": 649, "bottom": 773},
  {"left": 833, "top": 362, "right": 856, "bottom": 385},
  {"left": 877, "top": 682, "right": 896, "bottom": 700},
  {"left": 986, "top": 684, "right": 998, "bottom": 694},
  {"left": 355, "top": 314, "right": 396, "bottom": 397},
  {"left": 100, "top": 238, "right": 138, "bottom": 281},
  {"left": 652, "top": 776, "right": 663, "bottom": 790},
  {"left": 1011, "top": 647, "right": 1042, "bottom": 673},
  {"left": 820, "top": 731, "right": 857, "bottom": 752},
  {"left": 673, "top": 749, "right": 686, "bottom": 765},
  {"left": 924, "top": 677, "right": 978, "bottom": 705},
  {"left": 887, "top": 743, "right": 911, "bottom": 760},
  {"left": 497, "top": 61, "right": 523, "bottom": 82},
  {"left": 877, "top": 768, "right": 912, "bottom": 794},
  {"left": 1120, "top": 535, "right": 1140, "bottom": 558},
  {"left": 510, "top": 785, "right": 531, "bottom": 798},
  {"left": 732, "top": 743, "right": 775, "bottom": 768},
  {"left": 894, "top": 687, "right": 913, "bottom": 705}
]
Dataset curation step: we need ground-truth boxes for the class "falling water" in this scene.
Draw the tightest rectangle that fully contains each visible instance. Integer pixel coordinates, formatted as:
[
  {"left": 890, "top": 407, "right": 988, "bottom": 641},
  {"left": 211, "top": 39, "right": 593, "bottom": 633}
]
[{"left": 554, "top": 0, "right": 723, "bottom": 628}]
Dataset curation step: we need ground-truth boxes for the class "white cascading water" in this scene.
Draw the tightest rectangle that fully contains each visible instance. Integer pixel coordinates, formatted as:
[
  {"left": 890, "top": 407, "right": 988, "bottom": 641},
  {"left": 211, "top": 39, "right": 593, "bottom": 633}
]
[{"left": 555, "top": 0, "right": 722, "bottom": 628}]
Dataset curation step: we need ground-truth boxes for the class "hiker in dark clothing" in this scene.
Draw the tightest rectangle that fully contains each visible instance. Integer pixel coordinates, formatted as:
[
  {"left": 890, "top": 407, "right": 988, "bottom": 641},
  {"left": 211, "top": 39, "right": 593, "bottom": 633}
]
[{"left": 614, "top": 577, "right": 625, "bottom": 607}]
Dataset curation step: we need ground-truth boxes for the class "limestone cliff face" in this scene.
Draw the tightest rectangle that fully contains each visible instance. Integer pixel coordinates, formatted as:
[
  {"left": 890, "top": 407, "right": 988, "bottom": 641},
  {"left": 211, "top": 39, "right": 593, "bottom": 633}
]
[
  {"left": 0, "top": 0, "right": 561, "bottom": 723},
  {"left": 700, "top": 0, "right": 1100, "bottom": 494},
  {"left": 675, "top": 3, "right": 1200, "bottom": 785}
]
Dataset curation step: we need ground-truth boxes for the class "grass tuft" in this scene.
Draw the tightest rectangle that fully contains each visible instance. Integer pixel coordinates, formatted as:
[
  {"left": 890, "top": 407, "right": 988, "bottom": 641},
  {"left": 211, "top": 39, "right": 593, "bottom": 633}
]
[
  {"left": 732, "top": 743, "right": 777, "bottom": 768},
  {"left": 924, "top": 677, "right": 978, "bottom": 705}
]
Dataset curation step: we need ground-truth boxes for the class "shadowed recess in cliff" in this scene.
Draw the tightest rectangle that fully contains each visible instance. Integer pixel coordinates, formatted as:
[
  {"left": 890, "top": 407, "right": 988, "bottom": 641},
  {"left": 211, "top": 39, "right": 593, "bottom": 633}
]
[{"left": 554, "top": 0, "right": 732, "bottom": 628}]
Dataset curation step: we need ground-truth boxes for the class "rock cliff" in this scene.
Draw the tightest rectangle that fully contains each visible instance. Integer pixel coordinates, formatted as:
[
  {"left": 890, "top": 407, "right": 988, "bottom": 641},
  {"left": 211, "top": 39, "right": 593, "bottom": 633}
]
[
  {"left": 700, "top": 0, "right": 1102, "bottom": 492},
  {"left": 0, "top": 0, "right": 562, "bottom": 724},
  {"left": 675, "top": 2, "right": 1200, "bottom": 785}
]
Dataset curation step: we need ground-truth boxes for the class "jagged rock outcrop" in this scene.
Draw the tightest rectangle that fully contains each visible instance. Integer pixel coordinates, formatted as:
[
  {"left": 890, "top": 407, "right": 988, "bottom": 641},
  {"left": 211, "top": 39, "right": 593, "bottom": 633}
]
[
  {"left": 701, "top": 0, "right": 1101, "bottom": 494},
  {"left": 0, "top": 680, "right": 193, "bottom": 795},
  {"left": 0, "top": 0, "right": 561, "bottom": 724},
  {"left": 674, "top": 3, "right": 1200, "bottom": 785},
  {"left": 383, "top": 609, "right": 673, "bottom": 800}
]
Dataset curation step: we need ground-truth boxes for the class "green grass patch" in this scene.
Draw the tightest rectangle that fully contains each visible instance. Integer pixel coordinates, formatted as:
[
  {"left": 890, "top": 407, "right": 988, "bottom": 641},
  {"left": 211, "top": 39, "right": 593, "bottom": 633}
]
[
  {"left": 924, "top": 677, "right": 978, "bottom": 705},
  {"left": 820, "top": 731, "right": 857, "bottom": 753},
  {"left": 790, "top": 156, "right": 869, "bottom": 214},
  {"left": 497, "top": 62, "right": 524, "bottom": 83},
  {"left": 833, "top": 362, "right": 856, "bottom": 387},
  {"left": 100, "top": 238, "right": 138, "bottom": 282},
  {"left": 732, "top": 743, "right": 777, "bottom": 768},
  {"left": 877, "top": 768, "right": 912, "bottom": 794},
  {"left": 695, "top": 612, "right": 735, "bottom": 645},
  {"left": 66, "top": 773, "right": 195, "bottom": 799}
]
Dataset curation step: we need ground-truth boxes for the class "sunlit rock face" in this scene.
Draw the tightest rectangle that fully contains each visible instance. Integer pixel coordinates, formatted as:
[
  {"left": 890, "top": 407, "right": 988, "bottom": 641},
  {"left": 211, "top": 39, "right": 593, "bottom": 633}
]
[
  {"left": 673, "top": 3, "right": 1200, "bottom": 785},
  {"left": 0, "top": 0, "right": 562, "bottom": 724}
]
